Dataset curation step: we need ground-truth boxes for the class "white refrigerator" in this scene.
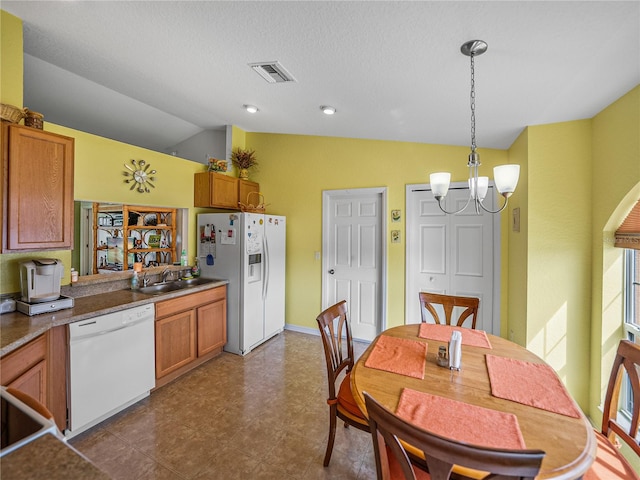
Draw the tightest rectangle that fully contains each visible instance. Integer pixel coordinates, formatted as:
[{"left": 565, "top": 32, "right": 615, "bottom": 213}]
[{"left": 197, "top": 212, "right": 286, "bottom": 355}]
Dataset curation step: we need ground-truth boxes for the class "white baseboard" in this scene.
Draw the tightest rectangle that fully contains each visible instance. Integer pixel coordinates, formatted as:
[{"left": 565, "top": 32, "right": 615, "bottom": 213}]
[
  {"left": 284, "top": 323, "right": 371, "bottom": 345},
  {"left": 284, "top": 324, "right": 319, "bottom": 336}
]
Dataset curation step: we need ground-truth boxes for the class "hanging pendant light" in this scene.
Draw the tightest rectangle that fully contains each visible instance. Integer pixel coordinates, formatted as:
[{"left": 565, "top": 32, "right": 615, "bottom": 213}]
[{"left": 430, "top": 40, "right": 520, "bottom": 215}]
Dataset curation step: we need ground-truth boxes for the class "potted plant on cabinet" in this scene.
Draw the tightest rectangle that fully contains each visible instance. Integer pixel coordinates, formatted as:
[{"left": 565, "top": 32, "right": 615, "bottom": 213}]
[{"left": 231, "top": 147, "right": 258, "bottom": 180}]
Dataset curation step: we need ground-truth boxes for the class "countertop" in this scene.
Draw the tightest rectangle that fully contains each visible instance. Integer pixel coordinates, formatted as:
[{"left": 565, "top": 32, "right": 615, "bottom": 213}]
[
  {"left": 1, "top": 432, "right": 111, "bottom": 479},
  {"left": 0, "top": 278, "right": 228, "bottom": 357}
]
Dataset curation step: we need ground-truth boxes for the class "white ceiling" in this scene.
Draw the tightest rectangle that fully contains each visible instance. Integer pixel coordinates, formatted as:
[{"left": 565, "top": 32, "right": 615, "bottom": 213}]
[{"left": 2, "top": 1, "right": 639, "bottom": 155}]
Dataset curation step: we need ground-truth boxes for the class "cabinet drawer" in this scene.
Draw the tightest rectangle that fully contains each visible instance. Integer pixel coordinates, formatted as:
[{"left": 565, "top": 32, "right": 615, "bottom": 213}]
[{"left": 155, "top": 286, "right": 226, "bottom": 319}]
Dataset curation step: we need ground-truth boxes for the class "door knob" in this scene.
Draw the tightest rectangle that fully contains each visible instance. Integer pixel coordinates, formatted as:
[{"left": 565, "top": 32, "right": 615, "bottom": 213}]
[{"left": 328, "top": 269, "right": 335, "bottom": 274}]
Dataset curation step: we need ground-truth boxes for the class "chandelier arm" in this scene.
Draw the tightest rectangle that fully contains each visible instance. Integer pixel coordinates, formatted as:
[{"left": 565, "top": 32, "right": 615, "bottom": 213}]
[
  {"left": 477, "top": 195, "right": 510, "bottom": 214},
  {"left": 436, "top": 191, "right": 474, "bottom": 215}
]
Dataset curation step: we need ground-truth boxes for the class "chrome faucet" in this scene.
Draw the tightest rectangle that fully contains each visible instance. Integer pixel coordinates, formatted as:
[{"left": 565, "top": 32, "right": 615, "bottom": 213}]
[
  {"left": 142, "top": 272, "right": 150, "bottom": 287},
  {"left": 161, "top": 268, "right": 172, "bottom": 283}
]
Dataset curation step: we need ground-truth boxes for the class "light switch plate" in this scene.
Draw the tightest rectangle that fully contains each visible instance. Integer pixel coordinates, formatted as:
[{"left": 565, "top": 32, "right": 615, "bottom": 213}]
[{"left": 512, "top": 207, "right": 521, "bottom": 232}]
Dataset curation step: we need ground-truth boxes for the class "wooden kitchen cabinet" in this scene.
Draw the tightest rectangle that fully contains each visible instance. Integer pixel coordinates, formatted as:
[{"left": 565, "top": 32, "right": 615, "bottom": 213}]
[
  {"left": 197, "top": 298, "right": 227, "bottom": 356},
  {"left": 238, "top": 179, "right": 260, "bottom": 207},
  {"left": 155, "top": 310, "right": 197, "bottom": 378},
  {"left": 154, "top": 285, "right": 227, "bottom": 388},
  {"left": 1, "top": 123, "right": 74, "bottom": 252},
  {"left": 0, "top": 327, "right": 67, "bottom": 432},
  {"left": 194, "top": 172, "right": 238, "bottom": 209}
]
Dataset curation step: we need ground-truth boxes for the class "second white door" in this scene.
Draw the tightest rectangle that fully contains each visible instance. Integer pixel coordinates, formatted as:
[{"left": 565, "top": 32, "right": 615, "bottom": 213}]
[{"left": 405, "top": 184, "right": 500, "bottom": 334}]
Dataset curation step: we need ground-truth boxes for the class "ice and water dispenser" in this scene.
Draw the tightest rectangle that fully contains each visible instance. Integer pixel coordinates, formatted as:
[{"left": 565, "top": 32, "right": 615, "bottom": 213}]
[{"left": 247, "top": 253, "right": 262, "bottom": 282}]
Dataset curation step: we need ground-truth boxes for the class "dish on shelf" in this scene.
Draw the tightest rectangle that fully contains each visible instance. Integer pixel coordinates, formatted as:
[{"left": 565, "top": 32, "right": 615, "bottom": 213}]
[{"left": 147, "top": 234, "right": 161, "bottom": 248}]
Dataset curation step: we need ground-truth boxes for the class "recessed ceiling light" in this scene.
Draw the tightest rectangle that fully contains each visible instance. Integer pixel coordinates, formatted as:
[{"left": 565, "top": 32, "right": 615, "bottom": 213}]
[
  {"left": 244, "top": 104, "right": 259, "bottom": 113},
  {"left": 320, "top": 105, "right": 336, "bottom": 115}
]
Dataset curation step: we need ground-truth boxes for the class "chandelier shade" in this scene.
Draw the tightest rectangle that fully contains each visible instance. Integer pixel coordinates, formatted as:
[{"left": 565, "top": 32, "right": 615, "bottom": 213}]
[
  {"left": 430, "top": 40, "right": 520, "bottom": 215},
  {"left": 493, "top": 165, "right": 520, "bottom": 196}
]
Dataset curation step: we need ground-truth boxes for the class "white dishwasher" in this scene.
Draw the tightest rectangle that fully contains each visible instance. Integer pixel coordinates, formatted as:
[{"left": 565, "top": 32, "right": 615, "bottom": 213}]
[{"left": 67, "top": 304, "right": 155, "bottom": 437}]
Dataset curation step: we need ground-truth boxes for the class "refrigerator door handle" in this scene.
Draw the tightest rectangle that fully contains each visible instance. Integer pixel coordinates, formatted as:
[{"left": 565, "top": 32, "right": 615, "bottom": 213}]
[{"left": 263, "top": 233, "right": 270, "bottom": 300}]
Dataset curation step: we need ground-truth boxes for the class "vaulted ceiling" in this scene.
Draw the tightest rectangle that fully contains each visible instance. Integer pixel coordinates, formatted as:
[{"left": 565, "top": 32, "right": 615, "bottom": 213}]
[{"left": 2, "top": 1, "right": 639, "bottom": 155}]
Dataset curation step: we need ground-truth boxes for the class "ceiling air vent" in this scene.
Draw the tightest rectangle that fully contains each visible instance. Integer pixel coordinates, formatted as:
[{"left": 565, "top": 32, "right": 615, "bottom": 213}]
[{"left": 249, "top": 62, "right": 296, "bottom": 83}]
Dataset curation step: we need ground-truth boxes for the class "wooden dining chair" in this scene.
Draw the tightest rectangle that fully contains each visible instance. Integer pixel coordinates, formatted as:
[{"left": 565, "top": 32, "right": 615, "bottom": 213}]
[
  {"left": 364, "top": 392, "right": 545, "bottom": 480},
  {"left": 418, "top": 292, "right": 479, "bottom": 329},
  {"left": 316, "top": 300, "right": 370, "bottom": 467},
  {"left": 584, "top": 340, "right": 640, "bottom": 479}
]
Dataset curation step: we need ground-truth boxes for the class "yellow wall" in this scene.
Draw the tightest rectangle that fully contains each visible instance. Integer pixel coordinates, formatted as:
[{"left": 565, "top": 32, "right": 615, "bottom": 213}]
[
  {"left": 528, "top": 120, "right": 593, "bottom": 408},
  {"left": 244, "top": 132, "right": 509, "bottom": 332},
  {"left": 590, "top": 85, "right": 640, "bottom": 442},
  {"left": 506, "top": 129, "right": 529, "bottom": 345},
  {"left": 0, "top": 10, "right": 22, "bottom": 107}
]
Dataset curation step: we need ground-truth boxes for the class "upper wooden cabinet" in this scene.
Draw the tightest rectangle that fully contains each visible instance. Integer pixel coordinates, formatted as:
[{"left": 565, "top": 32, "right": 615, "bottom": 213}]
[
  {"left": 194, "top": 172, "right": 238, "bottom": 209},
  {"left": 238, "top": 179, "right": 260, "bottom": 207},
  {"left": 1, "top": 124, "right": 75, "bottom": 252}
]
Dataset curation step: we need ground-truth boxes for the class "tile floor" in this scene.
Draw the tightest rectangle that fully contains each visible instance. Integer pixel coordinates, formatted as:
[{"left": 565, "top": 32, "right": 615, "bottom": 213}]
[{"left": 69, "top": 330, "right": 375, "bottom": 479}]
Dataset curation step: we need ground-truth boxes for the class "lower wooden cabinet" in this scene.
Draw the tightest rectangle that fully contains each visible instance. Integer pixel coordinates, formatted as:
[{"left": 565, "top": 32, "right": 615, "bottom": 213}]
[
  {"left": 197, "top": 300, "right": 227, "bottom": 356},
  {"left": 155, "top": 310, "right": 197, "bottom": 378},
  {"left": 2, "top": 336, "right": 47, "bottom": 406},
  {"left": 154, "top": 285, "right": 227, "bottom": 388},
  {"left": 0, "top": 327, "right": 67, "bottom": 432}
]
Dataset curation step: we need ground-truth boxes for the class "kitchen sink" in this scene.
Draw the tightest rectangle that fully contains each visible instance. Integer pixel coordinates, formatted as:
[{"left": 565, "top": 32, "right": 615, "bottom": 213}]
[{"left": 137, "top": 277, "right": 218, "bottom": 296}]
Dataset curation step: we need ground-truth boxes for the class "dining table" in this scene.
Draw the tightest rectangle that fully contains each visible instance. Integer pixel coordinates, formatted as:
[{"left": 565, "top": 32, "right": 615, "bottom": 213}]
[{"left": 350, "top": 324, "right": 596, "bottom": 480}]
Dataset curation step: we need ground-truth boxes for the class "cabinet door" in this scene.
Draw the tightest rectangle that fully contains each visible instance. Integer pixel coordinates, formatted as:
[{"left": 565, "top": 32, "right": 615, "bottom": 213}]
[
  {"left": 3, "top": 124, "right": 74, "bottom": 251},
  {"left": 7, "top": 360, "right": 47, "bottom": 406},
  {"left": 194, "top": 172, "right": 238, "bottom": 208},
  {"left": 1, "top": 334, "right": 48, "bottom": 407},
  {"left": 197, "top": 299, "right": 227, "bottom": 356},
  {"left": 155, "top": 310, "right": 197, "bottom": 379},
  {"left": 212, "top": 173, "right": 238, "bottom": 208},
  {"left": 238, "top": 179, "right": 259, "bottom": 207}
]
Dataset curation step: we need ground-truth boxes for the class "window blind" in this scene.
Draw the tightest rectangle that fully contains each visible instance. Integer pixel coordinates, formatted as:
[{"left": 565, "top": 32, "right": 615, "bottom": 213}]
[{"left": 615, "top": 201, "right": 640, "bottom": 250}]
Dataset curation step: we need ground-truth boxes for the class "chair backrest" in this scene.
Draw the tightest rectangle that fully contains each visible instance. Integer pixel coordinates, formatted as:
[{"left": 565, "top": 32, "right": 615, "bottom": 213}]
[
  {"left": 316, "top": 300, "right": 354, "bottom": 400},
  {"left": 418, "top": 292, "right": 479, "bottom": 329},
  {"left": 601, "top": 339, "right": 640, "bottom": 456},
  {"left": 364, "top": 393, "right": 544, "bottom": 480}
]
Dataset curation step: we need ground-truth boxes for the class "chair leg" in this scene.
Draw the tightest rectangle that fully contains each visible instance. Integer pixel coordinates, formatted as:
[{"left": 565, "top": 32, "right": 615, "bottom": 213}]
[{"left": 323, "top": 406, "right": 338, "bottom": 467}]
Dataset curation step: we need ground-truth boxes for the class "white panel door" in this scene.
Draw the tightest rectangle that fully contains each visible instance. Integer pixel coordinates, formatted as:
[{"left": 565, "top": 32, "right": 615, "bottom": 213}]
[
  {"left": 323, "top": 189, "right": 386, "bottom": 341},
  {"left": 406, "top": 185, "right": 499, "bottom": 334}
]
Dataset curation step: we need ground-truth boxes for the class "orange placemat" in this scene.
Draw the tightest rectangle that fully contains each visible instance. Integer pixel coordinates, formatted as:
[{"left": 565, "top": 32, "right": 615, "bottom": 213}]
[
  {"left": 418, "top": 323, "right": 492, "bottom": 349},
  {"left": 364, "top": 335, "right": 428, "bottom": 379},
  {"left": 486, "top": 354, "right": 581, "bottom": 418},
  {"left": 396, "top": 388, "right": 526, "bottom": 449}
]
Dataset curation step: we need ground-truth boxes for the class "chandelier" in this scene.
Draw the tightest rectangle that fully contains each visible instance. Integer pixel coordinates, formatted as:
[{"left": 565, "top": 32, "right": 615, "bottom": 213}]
[{"left": 430, "top": 40, "right": 520, "bottom": 215}]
